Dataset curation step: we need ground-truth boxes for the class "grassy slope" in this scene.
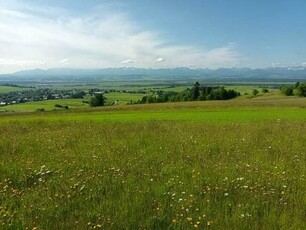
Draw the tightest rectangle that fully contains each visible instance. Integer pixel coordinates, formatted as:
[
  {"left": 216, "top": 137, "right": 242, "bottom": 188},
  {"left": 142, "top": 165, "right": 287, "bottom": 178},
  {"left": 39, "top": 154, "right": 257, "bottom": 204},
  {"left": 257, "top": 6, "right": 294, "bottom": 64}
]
[
  {"left": 1, "top": 95, "right": 305, "bottom": 122},
  {"left": 1, "top": 85, "right": 280, "bottom": 112},
  {"left": 0, "top": 96, "right": 305, "bottom": 229}
]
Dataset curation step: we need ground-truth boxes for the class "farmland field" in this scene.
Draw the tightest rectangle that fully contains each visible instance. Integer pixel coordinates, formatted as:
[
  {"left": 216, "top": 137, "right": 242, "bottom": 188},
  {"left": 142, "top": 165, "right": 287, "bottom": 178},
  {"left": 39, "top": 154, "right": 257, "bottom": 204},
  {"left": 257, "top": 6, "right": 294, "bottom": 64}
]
[
  {"left": 0, "top": 85, "right": 285, "bottom": 113},
  {"left": 1, "top": 99, "right": 87, "bottom": 112},
  {"left": 0, "top": 86, "right": 30, "bottom": 93},
  {"left": 0, "top": 96, "right": 305, "bottom": 229},
  {"left": 1, "top": 92, "right": 146, "bottom": 112},
  {"left": 224, "top": 86, "right": 278, "bottom": 96},
  {"left": 105, "top": 92, "right": 145, "bottom": 104}
]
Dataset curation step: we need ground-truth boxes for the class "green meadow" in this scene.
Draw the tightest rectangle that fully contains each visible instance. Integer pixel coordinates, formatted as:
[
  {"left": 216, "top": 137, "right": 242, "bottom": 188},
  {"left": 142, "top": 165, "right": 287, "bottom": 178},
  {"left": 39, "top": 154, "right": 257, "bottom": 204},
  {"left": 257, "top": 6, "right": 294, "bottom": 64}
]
[
  {"left": 1, "top": 99, "right": 86, "bottom": 112},
  {"left": 0, "top": 86, "right": 30, "bottom": 93},
  {"left": 0, "top": 96, "right": 305, "bottom": 229},
  {"left": 1, "top": 92, "right": 145, "bottom": 112},
  {"left": 0, "top": 85, "right": 284, "bottom": 113},
  {"left": 105, "top": 92, "right": 146, "bottom": 104},
  {"left": 224, "top": 86, "right": 278, "bottom": 96}
]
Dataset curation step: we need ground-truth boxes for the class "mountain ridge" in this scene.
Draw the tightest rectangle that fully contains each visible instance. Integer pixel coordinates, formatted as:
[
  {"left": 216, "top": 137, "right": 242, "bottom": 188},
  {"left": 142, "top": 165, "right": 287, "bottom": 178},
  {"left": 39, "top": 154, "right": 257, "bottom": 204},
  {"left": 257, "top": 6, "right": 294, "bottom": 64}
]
[{"left": 1, "top": 67, "right": 306, "bottom": 80}]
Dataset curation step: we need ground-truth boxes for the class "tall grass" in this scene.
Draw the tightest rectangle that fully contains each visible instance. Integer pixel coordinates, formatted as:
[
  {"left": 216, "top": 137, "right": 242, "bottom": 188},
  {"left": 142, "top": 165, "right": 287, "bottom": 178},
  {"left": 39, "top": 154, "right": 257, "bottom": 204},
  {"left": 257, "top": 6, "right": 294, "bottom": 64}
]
[{"left": 0, "top": 117, "right": 305, "bottom": 229}]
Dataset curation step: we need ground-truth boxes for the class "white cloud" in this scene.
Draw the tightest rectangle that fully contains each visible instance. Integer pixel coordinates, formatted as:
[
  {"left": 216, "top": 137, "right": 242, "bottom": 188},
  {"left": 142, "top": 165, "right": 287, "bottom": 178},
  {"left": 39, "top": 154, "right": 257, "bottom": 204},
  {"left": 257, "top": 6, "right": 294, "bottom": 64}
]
[
  {"left": 0, "top": 8, "right": 27, "bottom": 18},
  {"left": 120, "top": 59, "right": 134, "bottom": 64},
  {"left": 0, "top": 1, "right": 242, "bottom": 73},
  {"left": 0, "top": 58, "right": 44, "bottom": 66},
  {"left": 271, "top": 62, "right": 281, "bottom": 67},
  {"left": 59, "top": 58, "right": 69, "bottom": 65},
  {"left": 302, "top": 62, "right": 306, "bottom": 66},
  {"left": 154, "top": 57, "right": 165, "bottom": 62}
]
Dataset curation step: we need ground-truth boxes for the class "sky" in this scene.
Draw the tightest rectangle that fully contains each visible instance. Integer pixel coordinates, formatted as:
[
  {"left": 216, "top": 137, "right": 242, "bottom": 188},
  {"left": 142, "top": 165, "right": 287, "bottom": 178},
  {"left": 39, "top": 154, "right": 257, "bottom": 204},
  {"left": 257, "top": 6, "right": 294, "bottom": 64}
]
[{"left": 0, "top": 0, "right": 306, "bottom": 73}]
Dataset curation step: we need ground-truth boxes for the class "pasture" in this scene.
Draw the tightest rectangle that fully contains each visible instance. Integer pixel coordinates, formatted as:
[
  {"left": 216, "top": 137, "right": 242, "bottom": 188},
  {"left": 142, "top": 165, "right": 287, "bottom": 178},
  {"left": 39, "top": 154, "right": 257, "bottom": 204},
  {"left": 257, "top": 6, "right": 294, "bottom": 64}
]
[
  {"left": 0, "top": 96, "right": 305, "bottom": 229},
  {"left": 1, "top": 85, "right": 282, "bottom": 113},
  {"left": 105, "top": 92, "right": 145, "bottom": 104},
  {"left": 1, "top": 99, "right": 87, "bottom": 112},
  {"left": 0, "top": 86, "right": 30, "bottom": 93},
  {"left": 1, "top": 92, "right": 146, "bottom": 112}
]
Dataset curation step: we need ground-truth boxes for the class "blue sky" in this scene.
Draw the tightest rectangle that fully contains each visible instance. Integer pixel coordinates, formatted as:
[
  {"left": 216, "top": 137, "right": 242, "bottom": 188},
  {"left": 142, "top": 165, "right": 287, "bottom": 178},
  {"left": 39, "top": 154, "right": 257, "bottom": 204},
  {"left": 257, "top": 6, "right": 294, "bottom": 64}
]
[{"left": 0, "top": 0, "right": 306, "bottom": 73}]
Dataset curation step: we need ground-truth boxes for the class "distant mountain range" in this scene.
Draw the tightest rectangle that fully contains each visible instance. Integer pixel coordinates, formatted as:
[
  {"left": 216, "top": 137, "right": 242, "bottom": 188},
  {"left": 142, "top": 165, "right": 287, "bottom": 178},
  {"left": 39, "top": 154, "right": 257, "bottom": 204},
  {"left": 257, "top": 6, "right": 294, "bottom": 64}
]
[{"left": 1, "top": 67, "right": 306, "bottom": 81}]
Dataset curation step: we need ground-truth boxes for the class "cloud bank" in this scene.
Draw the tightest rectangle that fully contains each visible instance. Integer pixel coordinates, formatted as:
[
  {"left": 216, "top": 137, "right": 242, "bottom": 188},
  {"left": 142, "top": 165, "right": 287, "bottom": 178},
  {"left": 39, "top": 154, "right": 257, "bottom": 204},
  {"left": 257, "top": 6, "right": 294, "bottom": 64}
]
[{"left": 0, "top": 1, "right": 242, "bottom": 73}]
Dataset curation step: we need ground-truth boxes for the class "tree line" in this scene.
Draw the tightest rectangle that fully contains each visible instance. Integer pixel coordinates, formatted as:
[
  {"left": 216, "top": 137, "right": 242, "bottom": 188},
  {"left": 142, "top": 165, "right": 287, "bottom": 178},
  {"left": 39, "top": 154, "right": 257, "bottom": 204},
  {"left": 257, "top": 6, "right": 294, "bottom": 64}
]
[
  {"left": 136, "top": 82, "right": 240, "bottom": 104},
  {"left": 280, "top": 82, "right": 306, "bottom": 96}
]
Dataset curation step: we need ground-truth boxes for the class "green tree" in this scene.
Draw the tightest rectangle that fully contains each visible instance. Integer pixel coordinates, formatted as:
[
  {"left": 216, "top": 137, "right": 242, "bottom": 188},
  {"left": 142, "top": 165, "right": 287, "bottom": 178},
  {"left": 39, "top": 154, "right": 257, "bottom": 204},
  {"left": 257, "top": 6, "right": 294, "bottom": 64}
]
[
  {"left": 199, "top": 89, "right": 206, "bottom": 101},
  {"left": 296, "top": 83, "right": 306, "bottom": 97},
  {"left": 71, "top": 90, "right": 86, "bottom": 99},
  {"left": 192, "top": 82, "right": 200, "bottom": 100},
  {"left": 89, "top": 94, "right": 106, "bottom": 107},
  {"left": 280, "top": 85, "right": 294, "bottom": 96},
  {"left": 252, "top": 89, "right": 259, "bottom": 97},
  {"left": 262, "top": 88, "right": 269, "bottom": 93}
]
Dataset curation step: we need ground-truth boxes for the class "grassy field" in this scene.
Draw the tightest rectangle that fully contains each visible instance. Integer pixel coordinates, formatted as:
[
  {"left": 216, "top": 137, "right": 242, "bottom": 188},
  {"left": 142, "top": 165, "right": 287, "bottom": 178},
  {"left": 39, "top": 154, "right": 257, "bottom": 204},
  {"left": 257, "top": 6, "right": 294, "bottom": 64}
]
[
  {"left": 0, "top": 86, "right": 30, "bottom": 93},
  {"left": 1, "top": 92, "right": 145, "bottom": 112},
  {"left": 224, "top": 86, "right": 278, "bottom": 96},
  {"left": 1, "top": 86, "right": 281, "bottom": 113},
  {"left": 105, "top": 92, "right": 145, "bottom": 104},
  {"left": 1, "top": 99, "right": 87, "bottom": 112},
  {"left": 0, "top": 96, "right": 305, "bottom": 229}
]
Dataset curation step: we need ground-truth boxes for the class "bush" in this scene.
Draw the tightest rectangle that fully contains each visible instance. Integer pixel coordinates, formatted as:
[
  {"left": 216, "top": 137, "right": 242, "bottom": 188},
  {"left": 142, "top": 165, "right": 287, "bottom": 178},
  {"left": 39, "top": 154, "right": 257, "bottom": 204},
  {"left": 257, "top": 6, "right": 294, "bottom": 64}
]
[
  {"left": 296, "top": 83, "right": 306, "bottom": 97},
  {"left": 280, "top": 85, "right": 294, "bottom": 96},
  {"left": 252, "top": 89, "right": 259, "bottom": 96},
  {"left": 54, "top": 104, "right": 69, "bottom": 109},
  {"left": 89, "top": 94, "right": 106, "bottom": 107},
  {"left": 71, "top": 91, "right": 86, "bottom": 99},
  {"left": 262, "top": 88, "right": 269, "bottom": 93}
]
